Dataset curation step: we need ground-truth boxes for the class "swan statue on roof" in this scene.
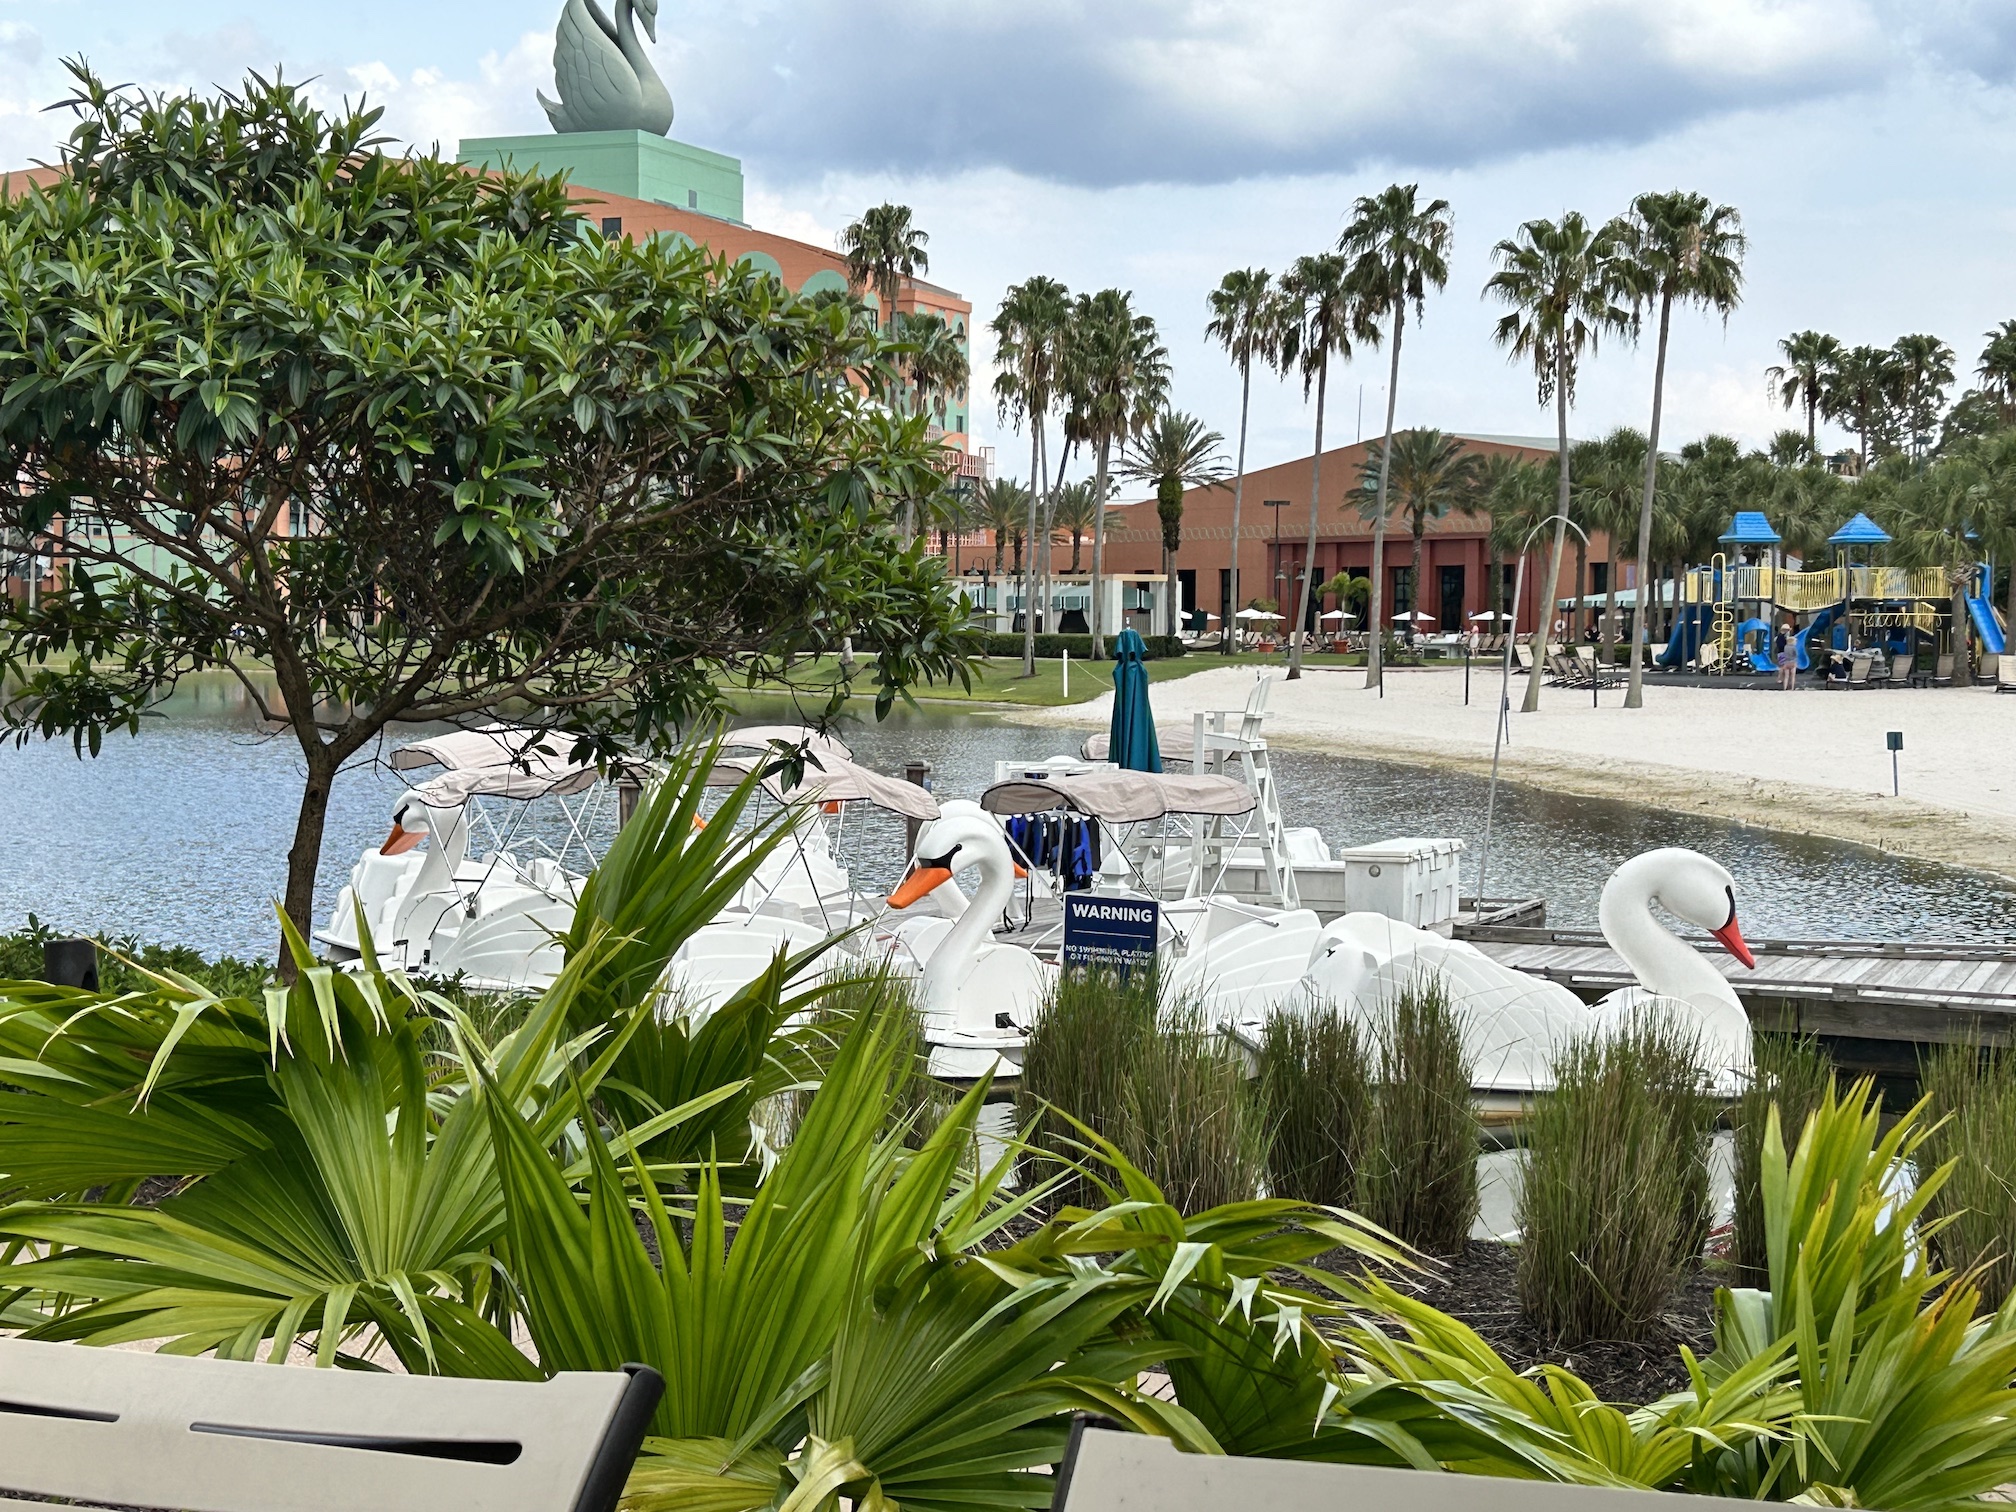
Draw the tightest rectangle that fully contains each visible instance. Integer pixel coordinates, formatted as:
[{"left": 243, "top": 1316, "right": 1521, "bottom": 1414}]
[
  {"left": 1299, "top": 848, "right": 1755, "bottom": 1094},
  {"left": 538, "top": 0, "right": 674, "bottom": 136}
]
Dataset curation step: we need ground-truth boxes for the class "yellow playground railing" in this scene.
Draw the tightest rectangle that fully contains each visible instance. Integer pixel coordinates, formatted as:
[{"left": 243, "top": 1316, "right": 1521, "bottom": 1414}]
[{"left": 1683, "top": 565, "right": 1950, "bottom": 610}]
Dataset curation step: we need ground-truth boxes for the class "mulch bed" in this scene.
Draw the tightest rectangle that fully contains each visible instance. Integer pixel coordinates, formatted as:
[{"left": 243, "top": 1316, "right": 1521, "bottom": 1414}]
[{"left": 1327, "top": 1240, "right": 1724, "bottom": 1406}]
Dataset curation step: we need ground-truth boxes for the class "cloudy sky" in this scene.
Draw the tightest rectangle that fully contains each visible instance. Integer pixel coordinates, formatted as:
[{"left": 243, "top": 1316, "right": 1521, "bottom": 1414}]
[{"left": 4, "top": 1, "right": 2014, "bottom": 481}]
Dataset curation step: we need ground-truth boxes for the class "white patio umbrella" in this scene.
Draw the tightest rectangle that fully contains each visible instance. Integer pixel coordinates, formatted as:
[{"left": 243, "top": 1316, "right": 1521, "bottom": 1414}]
[
  {"left": 1468, "top": 610, "right": 1514, "bottom": 622},
  {"left": 1394, "top": 611, "right": 1435, "bottom": 623},
  {"left": 1235, "top": 607, "right": 1283, "bottom": 621},
  {"left": 1318, "top": 609, "right": 1355, "bottom": 622}
]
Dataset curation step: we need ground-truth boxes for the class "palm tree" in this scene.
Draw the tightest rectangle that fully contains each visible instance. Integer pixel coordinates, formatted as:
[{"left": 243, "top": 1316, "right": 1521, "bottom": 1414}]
[
  {"left": 977, "top": 476, "right": 1030, "bottom": 579},
  {"left": 841, "top": 202, "right": 927, "bottom": 337},
  {"left": 1978, "top": 320, "right": 2016, "bottom": 426},
  {"left": 1339, "top": 183, "right": 1454, "bottom": 690},
  {"left": 1822, "top": 345, "right": 1897, "bottom": 473},
  {"left": 1485, "top": 211, "right": 1632, "bottom": 712},
  {"left": 1271, "top": 252, "right": 1377, "bottom": 678},
  {"left": 1120, "top": 410, "right": 1230, "bottom": 635},
  {"left": 1571, "top": 428, "right": 1654, "bottom": 665},
  {"left": 992, "top": 275, "right": 1071, "bottom": 672},
  {"left": 892, "top": 310, "right": 970, "bottom": 430},
  {"left": 1884, "top": 462, "right": 1982, "bottom": 686},
  {"left": 1767, "top": 330, "right": 1842, "bottom": 456},
  {"left": 1892, "top": 333, "right": 1957, "bottom": 463},
  {"left": 1206, "top": 268, "right": 1274, "bottom": 655},
  {"left": 1061, "top": 289, "right": 1169, "bottom": 657},
  {"left": 1481, "top": 456, "right": 1553, "bottom": 628},
  {"left": 1610, "top": 191, "right": 1745, "bottom": 708},
  {"left": 1354, "top": 429, "right": 1479, "bottom": 629},
  {"left": 1048, "top": 480, "right": 1119, "bottom": 573}
]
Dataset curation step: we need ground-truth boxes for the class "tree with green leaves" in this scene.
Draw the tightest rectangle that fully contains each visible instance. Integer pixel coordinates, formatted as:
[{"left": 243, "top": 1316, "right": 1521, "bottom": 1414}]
[
  {"left": 0, "top": 67, "right": 967, "bottom": 953},
  {"left": 1049, "top": 479, "right": 1118, "bottom": 573},
  {"left": 1825, "top": 344, "right": 1904, "bottom": 472},
  {"left": 1354, "top": 429, "right": 1478, "bottom": 629},
  {"left": 1612, "top": 191, "right": 1745, "bottom": 706},
  {"left": 1061, "top": 289, "right": 1168, "bottom": 657},
  {"left": 1882, "top": 460, "right": 1982, "bottom": 686},
  {"left": 841, "top": 201, "right": 928, "bottom": 336},
  {"left": 1271, "top": 252, "right": 1377, "bottom": 677},
  {"left": 991, "top": 275, "right": 1072, "bottom": 674},
  {"left": 1571, "top": 428, "right": 1655, "bottom": 665},
  {"left": 1891, "top": 333, "right": 1957, "bottom": 463},
  {"left": 1477, "top": 453, "right": 1550, "bottom": 627},
  {"left": 1339, "top": 183, "right": 1453, "bottom": 690},
  {"left": 1767, "top": 330, "right": 1842, "bottom": 457},
  {"left": 892, "top": 310, "right": 970, "bottom": 430},
  {"left": 1120, "top": 410, "right": 1229, "bottom": 635},
  {"left": 1206, "top": 268, "right": 1275, "bottom": 654},
  {"left": 976, "top": 475, "right": 1030, "bottom": 579},
  {"left": 1978, "top": 320, "right": 2016, "bottom": 427},
  {"left": 1485, "top": 212, "right": 1632, "bottom": 711}
]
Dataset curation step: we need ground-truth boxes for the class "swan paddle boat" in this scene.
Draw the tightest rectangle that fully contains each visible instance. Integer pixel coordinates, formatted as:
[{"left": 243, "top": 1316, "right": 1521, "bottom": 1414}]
[
  {"left": 319, "top": 724, "right": 628, "bottom": 987},
  {"left": 1298, "top": 846, "right": 1757, "bottom": 1093}
]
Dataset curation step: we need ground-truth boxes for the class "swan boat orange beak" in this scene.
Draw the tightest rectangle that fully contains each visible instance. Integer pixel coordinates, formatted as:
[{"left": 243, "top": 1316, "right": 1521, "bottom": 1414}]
[
  {"left": 380, "top": 824, "right": 424, "bottom": 856},
  {"left": 888, "top": 865, "right": 953, "bottom": 909},
  {"left": 1712, "top": 903, "right": 1756, "bottom": 969}
]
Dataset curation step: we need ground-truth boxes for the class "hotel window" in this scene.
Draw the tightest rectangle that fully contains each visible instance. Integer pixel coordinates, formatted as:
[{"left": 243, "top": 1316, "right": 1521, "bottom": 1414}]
[
  {"left": 687, "top": 189, "right": 698, "bottom": 209},
  {"left": 601, "top": 216, "right": 622, "bottom": 238},
  {"left": 1391, "top": 566, "right": 1414, "bottom": 616}
]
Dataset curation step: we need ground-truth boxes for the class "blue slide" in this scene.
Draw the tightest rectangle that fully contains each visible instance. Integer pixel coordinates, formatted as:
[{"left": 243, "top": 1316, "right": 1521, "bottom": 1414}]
[
  {"left": 1657, "top": 605, "right": 1711, "bottom": 667},
  {"left": 1795, "top": 604, "right": 1842, "bottom": 672},
  {"left": 1968, "top": 593, "right": 2007, "bottom": 655}
]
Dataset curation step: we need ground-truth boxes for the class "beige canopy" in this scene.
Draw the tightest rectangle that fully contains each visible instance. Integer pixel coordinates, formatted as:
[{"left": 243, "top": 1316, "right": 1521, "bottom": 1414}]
[
  {"left": 1079, "top": 730, "right": 1195, "bottom": 763},
  {"left": 721, "top": 725, "right": 855, "bottom": 764},
  {"left": 981, "top": 770, "right": 1254, "bottom": 823},
  {"left": 389, "top": 723, "right": 605, "bottom": 799},
  {"left": 708, "top": 752, "right": 940, "bottom": 821}
]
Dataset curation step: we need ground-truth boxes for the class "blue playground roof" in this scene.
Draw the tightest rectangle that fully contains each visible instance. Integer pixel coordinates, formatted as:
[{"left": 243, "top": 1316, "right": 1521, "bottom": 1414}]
[
  {"left": 1719, "top": 511, "right": 1781, "bottom": 545},
  {"left": 1829, "top": 512, "right": 1891, "bottom": 545}
]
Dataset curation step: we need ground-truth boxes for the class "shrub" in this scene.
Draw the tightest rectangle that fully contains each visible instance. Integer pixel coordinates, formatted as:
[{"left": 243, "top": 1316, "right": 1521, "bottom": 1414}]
[
  {"left": 1732, "top": 1032, "right": 1833, "bottom": 1282},
  {"left": 1358, "top": 974, "right": 1478, "bottom": 1254},
  {"left": 1117, "top": 1002, "right": 1267, "bottom": 1214},
  {"left": 968, "top": 632, "right": 1186, "bottom": 660},
  {"left": 1016, "top": 966, "right": 1157, "bottom": 1203},
  {"left": 1258, "top": 1005, "right": 1371, "bottom": 1207},
  {"left": 0, "top": 917, "right": 268, "bottom": 999},
  {"left": 1919, "top": 1041, "right": 2016, "bottom": 1309},
  {"left": 1517, "top": 1011, "right": 1716, "bottom": 1344}
]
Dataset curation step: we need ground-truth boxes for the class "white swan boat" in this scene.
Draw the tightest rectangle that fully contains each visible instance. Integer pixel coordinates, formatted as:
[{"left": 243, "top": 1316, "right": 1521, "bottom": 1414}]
[
  {"left": 1298, "top": 847, "right": 1756, "bottom": 1094},
  {"left": 318, "top": 724, "right": 627, "bottom": 987}
]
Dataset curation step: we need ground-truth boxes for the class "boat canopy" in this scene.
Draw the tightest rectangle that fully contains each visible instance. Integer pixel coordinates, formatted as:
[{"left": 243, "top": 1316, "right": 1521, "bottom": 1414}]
[
  {"left": 708, "top": 752, "right": 941, "bottom": 820},
  {"left": 389, "top": 723, "right": 609, "bottom": 800},
  {"left": 980, "top": 770, "right": 1254, "bottom": 823},
  {"left": 1080, "top": 730, "right": 1195, "bottom": 763},
  {"left": 721, "top": 725, "right": 855, "bottom": 764}
]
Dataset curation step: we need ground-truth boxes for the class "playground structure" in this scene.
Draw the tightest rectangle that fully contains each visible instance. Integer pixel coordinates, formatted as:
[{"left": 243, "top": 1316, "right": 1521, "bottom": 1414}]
[{"left": 1651, "top": 510, "right": 2006, "bottom": 681}]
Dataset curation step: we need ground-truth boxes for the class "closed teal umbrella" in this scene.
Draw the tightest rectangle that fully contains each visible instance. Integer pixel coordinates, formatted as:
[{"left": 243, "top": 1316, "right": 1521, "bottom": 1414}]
[{"left": 1107, "top": 628, "right": 1162, "bottom": 772}]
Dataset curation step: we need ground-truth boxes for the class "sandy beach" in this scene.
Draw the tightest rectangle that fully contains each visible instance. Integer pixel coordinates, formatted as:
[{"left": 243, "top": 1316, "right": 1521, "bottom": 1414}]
[{"left": 1022, "top": 664, "right": 2016, "bottom": 882}]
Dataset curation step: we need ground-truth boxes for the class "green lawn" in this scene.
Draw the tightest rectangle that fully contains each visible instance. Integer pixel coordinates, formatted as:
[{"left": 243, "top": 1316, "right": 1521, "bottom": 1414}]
[{"left": 736, "top": 649, "right": 1441, "bottom": 709}]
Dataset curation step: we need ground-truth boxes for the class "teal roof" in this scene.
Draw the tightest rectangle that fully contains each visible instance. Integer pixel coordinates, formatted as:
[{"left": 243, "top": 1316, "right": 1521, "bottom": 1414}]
[
  {"left": 1829, "top": 512, "right": 1891, "bottom": 546},
  {"left": 1719, "top": 511, "right": 1781, "bottom": 544}
]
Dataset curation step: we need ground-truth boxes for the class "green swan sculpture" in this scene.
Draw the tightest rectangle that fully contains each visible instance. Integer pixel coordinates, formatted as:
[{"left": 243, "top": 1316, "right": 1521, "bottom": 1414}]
[{"left": 537, "top": 0, "right": 674, "bottom": 136}]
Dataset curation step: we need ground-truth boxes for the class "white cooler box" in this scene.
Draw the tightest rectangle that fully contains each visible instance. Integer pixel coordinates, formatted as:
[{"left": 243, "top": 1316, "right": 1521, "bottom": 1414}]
[{"left": 1337, "top": 837, "right": 1465, "bottom": 930}]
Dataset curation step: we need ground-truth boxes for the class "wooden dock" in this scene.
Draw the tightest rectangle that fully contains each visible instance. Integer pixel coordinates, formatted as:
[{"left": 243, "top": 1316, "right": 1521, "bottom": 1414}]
[{"left": 1455, "top": 922, "right": 2016, "bottom": 1070}]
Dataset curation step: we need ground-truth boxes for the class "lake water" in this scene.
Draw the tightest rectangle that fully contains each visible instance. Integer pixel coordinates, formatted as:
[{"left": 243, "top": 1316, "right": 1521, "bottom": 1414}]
[{"left": 1, "top": 678, "right": 2011, "bottom": 960}]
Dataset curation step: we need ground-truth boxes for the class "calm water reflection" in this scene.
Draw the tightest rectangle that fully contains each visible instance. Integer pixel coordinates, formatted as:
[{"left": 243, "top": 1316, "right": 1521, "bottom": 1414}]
[{"left": 0, "top": 678, "right": 2009, "bottom": 960}]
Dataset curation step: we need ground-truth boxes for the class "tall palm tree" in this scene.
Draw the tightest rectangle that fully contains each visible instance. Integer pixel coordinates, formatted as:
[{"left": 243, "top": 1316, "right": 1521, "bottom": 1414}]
[
  {"left": 892, "top": 310, "right": 970, "bottom": 430},
  {"left": 1339, "top": 183, "right": 1454, "bottom": 690},
  {"left": 977, "top": 475, "right": 1030, "bottom": 579},
  {"left": 1824, "top": 344, "right": 1902, "bottom": 473},
  {"left": 1048, "top": 480, "right": 1119, "bottom": 573},
  {"left": 1978, "top": 320, "right": 2016, "bottom": 426},
  {"left": 1061, "top": 289, "right": 1169, "bottom": 657},
  {"left": 841, "top": 202, "right": 928, "bottom": 337},
  {"left": 1354, "top": 429, "right": 1479, "bottom": 629},
  {"left": 1205, "top": 268, "right": 1274, "bottom": 655},
  {"left": 1485, "top": 211, "right": 1632, "bottom": 712},
  {"left": 1120, "top": 410, "right": 1230, "bottom": 636},
  {"left": 1884, "top": 462, "right": 1982, "bottom": 686},
  {"left": 992, "top": 275, "right": 1071, "bottom": 672},
  {"left": 1892, "top": 333, "right": 1957, "bottom": 463},
  {"left": 1481, "top": 456, "right": 1553, "bottom": 627},
  {"left": 1571, "top": 428, "right": 1653, "bottom": 665},
  {"left": 1766, "top": 330, "right": 1842, "bottom": 457},
  {"left": 1612, "top": 190, "right": 1745, "bottom": 708},
  {"left": 1272, "top": 252, "right": 1377, "bottom": 678}
]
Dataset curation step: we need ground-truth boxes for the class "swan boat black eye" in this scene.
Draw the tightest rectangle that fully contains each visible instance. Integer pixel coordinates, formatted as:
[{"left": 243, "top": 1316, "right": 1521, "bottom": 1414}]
[
  {"left": 919, "top": 843, "right": 963, "bottom": 870},
  {"left": 1724, "top": 884, "right": 1738, "bottom": 928}
]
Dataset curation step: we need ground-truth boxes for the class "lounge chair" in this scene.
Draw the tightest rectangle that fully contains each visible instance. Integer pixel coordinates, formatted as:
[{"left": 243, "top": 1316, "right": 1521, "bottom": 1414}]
[
  {"left": 1696, "top": 641, "right": 1724, "bottom": 674},
  {"left": 1574, "top": 645, "right": 1625, "bottom": 687},
  {"left": 1546, "top": 652, "right": 1586, "bottom": 687},
  {"left": 1513, "top": 641, "right": 1538, "bottom": 675},
  {"left": 2000, "top": 655, "right": 2016, "bottom": 693},
  {"left": 1055, "top": 1421, "right": 1743, "bottom": 1512},
  {"left": 1933, "top": 651, "right": 1955, "bottom": 687},
  {"left": 0, "top": 1336, "right": 662, "bottom": 1512},
  {"left": 1880, "top": 650, "right": 1914, "bottom": 688},
  {"left": 1845, "top": 651, "right": 1875, "bottom": 689}
]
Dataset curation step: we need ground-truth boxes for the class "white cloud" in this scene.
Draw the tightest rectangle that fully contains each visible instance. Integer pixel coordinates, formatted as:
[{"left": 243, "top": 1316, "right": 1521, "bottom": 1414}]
[
  {"left": 329, "top": 31, "right": 549, "bottom": 153},
  {"left": 742, "top": 186, "right": 837, "bottom": 249}
]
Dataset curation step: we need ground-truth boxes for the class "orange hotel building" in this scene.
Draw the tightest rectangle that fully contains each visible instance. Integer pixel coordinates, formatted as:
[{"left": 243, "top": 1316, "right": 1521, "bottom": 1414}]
[{"left": 1099, "top": 432, "right": 1621, "bottom": 638}]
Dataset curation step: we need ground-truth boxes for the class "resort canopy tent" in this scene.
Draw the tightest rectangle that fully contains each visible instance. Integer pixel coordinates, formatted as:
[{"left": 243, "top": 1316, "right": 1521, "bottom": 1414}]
[
  {"left": 706, "top": 750, "right": 940, "bottom": 820},
  {"left": 387, "top": 722, "right": 634, "bottom": 871},
  {"left": 980, "top": 770, "right": 1254, "bottom": 824}
]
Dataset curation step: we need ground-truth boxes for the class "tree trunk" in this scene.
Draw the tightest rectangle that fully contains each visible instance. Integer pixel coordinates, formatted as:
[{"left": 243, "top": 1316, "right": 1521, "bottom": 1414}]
[
  {"left": 1523, "top": 351, "right": 1574, "bottom": 714},
  {"left": 2005, "top": 556, "right": 2016, "bottom": 658},
  {"left": 1625, "top": 292, "right": 1673, "bottom": 708},
  {"left": 1290, "top": 355, "right": 1330, "bottom": 679},
  {"left": 1161, "top": 539, "right": 1173, "bottom": 637},
  {"left": 1953, "top": 581, "right": 1975, "bottom": 687},
  {"left": 1805, "top": 388, "right": 1817, "bottom": 459},
  {"left": 1020, "top": 420, "right": 1043, "bottom": 674},
  {"left": 1489, "top": 544, "right": 1503, "bottom": 625},
  {"left": 1226, "top": 357, "right": 1252, "bottom": 654},
  {"left": 1365, "top": 311, "right": 1404, "bottom": 689},
  {"left": 1573, "top": 534, "right": 1587, "bottom": 641},
  {"left": 282, "top": 744, "right": 338, "bottom": 976}
]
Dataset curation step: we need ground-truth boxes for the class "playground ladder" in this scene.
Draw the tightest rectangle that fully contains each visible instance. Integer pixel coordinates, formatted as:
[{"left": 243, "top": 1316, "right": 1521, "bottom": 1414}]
[{"left": 1710, "top": 552, "right": 1736, "bottom": 670}]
